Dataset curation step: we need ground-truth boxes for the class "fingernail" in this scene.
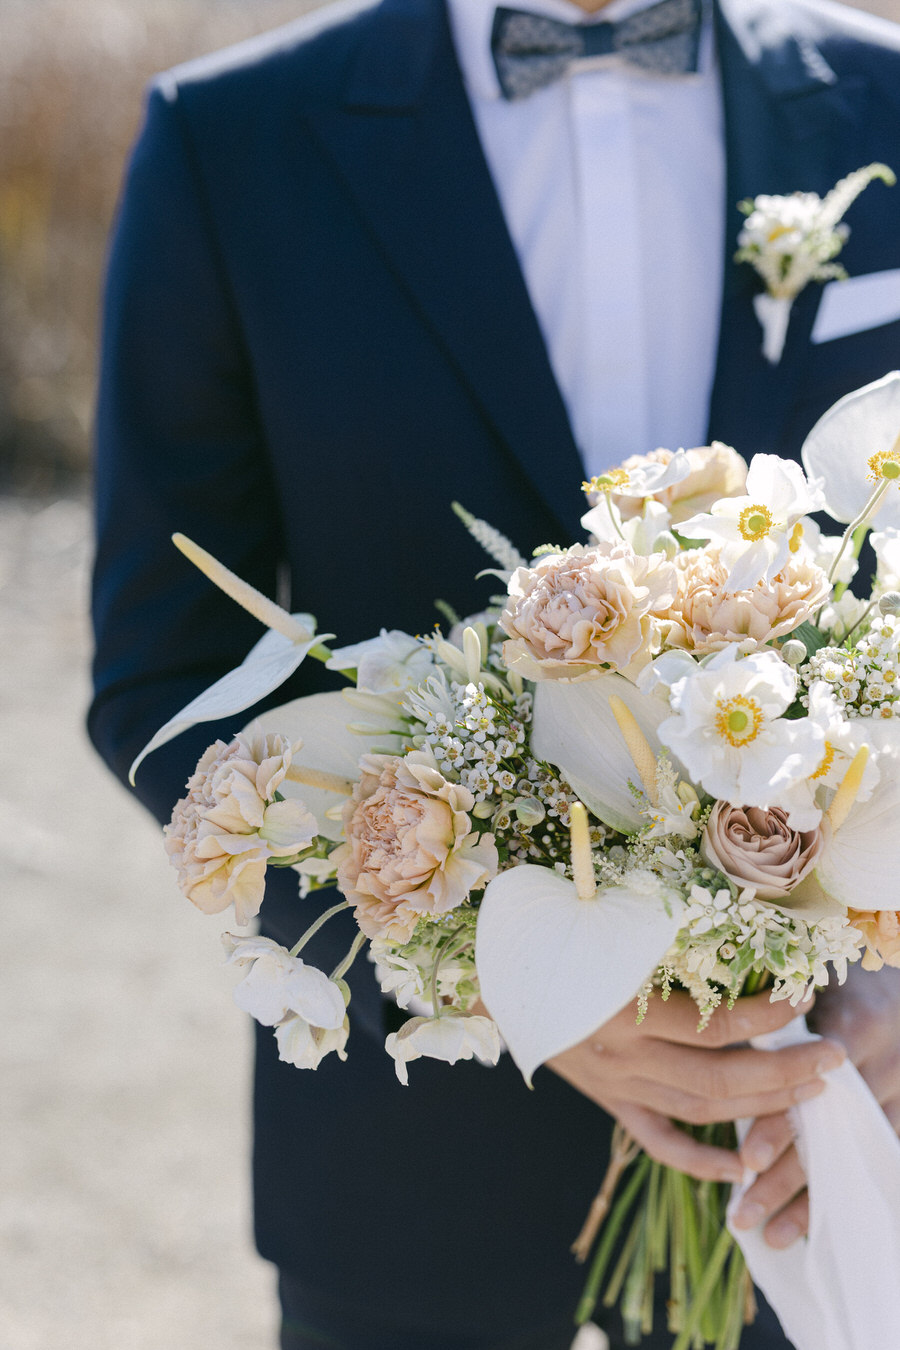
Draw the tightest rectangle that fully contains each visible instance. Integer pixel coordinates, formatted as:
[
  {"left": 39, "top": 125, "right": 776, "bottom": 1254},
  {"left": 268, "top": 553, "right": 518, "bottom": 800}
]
[
  {"left": 767, "top": 1218, "right": 802, "bottom": 1249},
  {"left": 816, "top": 1045, "right": 845, "bottom": 1074},
  {"left": 742, "top": 1143, "right": 773, "bottom": 1172},
  {"left": 732, "top": 1200, "right": 765, "bottom": 1230},
  {"left": 795, "top": 1079, "right": 826, "bottom": 1103}
]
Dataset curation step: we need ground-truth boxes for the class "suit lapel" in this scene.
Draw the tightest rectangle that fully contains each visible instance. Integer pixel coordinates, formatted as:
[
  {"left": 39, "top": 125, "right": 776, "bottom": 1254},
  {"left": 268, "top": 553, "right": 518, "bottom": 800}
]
[
  {"left": 304, "top": 0, "right": 585, "bottom": 538},
  {"left": 708, "top": 0, "right": 871, "bottom": 459}
]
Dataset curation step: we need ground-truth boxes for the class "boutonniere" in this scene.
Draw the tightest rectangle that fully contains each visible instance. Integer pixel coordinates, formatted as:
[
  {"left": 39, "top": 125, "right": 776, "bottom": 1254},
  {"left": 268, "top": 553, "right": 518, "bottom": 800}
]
[{"left": 734, "top": 162, "right": 895, "bottom": 365}]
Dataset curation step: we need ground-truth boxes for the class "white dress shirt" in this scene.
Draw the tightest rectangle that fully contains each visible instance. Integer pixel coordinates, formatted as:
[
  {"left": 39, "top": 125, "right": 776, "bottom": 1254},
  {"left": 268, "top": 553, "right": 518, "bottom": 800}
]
[{"left": 446, "top": 0, "right": 726, "bottom": 478}]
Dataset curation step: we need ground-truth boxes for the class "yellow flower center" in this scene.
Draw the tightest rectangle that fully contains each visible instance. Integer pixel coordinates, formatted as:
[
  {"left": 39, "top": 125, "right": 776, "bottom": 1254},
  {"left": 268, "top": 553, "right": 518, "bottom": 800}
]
[
  {"left": 584, "top": 468, "right": 631, "bottom": 494},
  {"left": 767, "top": 224, "right": 793, "bottom": 243},
  {"left": 867, "top": 446, "right": 900, "bottom": 484},
  {"left": 884, "top": 669, "right": 896, "bottom": 683},
  {"left": 714, "top": 695, "right": 764, "bottom": 747},
  {"left": 788, "top": 521, "right": 804, "bottom": 554},
  {"left": 810, "top": 740, "right": 837, "bottom": 781},
  {"left": 738, "top": 504, "right": 774, "bottom": 541}
]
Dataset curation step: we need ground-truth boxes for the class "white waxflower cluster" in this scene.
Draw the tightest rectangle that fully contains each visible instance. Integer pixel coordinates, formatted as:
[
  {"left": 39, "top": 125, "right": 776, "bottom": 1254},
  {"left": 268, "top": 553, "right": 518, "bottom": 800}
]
[
  {"left": 661, "top": 882, "right": 863, "bottom": 1023},
  {"left": 800, "top": 614, "right": 900, "bottom": 720}
]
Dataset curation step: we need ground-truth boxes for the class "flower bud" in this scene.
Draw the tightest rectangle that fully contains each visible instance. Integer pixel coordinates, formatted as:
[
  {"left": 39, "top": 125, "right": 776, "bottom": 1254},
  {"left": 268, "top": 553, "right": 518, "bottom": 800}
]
[
  {"left": 513, "top": 796, "right": 545, "bottom": 827},
  {"left": 780, "top": 638, "right": 808, "bottom": 666},
  {"left": 472, "top": 800, "right": 495, "bottom": 820},
  {"left": 652, "top": 530, "right": 680, "bottom": 560},
  {"left": 879, "top": 591, "right": 900, "bottom": 617}
]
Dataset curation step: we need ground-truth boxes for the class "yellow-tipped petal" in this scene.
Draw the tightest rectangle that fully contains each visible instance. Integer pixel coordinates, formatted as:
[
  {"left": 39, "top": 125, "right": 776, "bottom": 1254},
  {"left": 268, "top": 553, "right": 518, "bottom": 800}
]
[
  {"left": 173, "top": 533, "right": 312, "bottom": 643},
  {"left": 284, "top": 764, "right": 355, "bottom": 796},
  {"left": 608, "top": 695, "right": 659, "bottom": 806},
  {"left": 569, "top": 802, "right": 596, "bottom": 901},
  {"left": 826, "top": 744, "right": 870, "bottom": 831}
]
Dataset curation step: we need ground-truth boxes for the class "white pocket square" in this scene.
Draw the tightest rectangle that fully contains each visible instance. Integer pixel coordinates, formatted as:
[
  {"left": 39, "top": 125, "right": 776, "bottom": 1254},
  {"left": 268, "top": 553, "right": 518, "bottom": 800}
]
[{"left": 811, "top": 268, "right": 900, "bottom": 344}]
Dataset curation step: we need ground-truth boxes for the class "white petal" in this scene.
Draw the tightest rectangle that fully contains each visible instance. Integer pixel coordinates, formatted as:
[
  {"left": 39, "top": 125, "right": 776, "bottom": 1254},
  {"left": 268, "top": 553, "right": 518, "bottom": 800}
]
[
  {"left": 250, "top": 691, "right": 402, "bottom": 839},
  {"left": 129, "top": 622, "right": 329, "bottom": 782},
  {"left": 475, "top": 867, "right": 683, "bottom": 1084},
  {"left": 530, "top": 675, "right": 670, "bottom": 832},
  {"left": 816, "top": 764, "right": 900, "bottom": 910},
  {"left": 283, "top": 965, "right": 347, "bottom": 1029},
  {"left": 801, "top": 372, "right": 900, "bottom": 527}
]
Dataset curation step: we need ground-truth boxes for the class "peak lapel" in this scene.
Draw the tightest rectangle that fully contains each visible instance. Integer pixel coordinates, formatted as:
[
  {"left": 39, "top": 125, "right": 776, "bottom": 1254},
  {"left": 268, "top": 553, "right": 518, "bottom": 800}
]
[
  {"left": 708, "top": 0, "right": 871, "bottom": 459},
  {"left": 304, "top": 0, "right": 585, "bottom": 538}
]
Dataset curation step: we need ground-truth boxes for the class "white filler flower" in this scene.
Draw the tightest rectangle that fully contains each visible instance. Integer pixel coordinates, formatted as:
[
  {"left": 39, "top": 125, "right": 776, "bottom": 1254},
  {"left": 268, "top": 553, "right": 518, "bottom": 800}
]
[
  {"left": 659, "top": 648, "right": 824, "bottom": 811},
  {"left": 678, "top": 454, "right": 823, "bottom": 591}
]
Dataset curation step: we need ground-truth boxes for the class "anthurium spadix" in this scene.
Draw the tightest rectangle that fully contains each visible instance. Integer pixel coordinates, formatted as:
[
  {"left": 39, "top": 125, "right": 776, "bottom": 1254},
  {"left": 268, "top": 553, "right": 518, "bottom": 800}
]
[
  {"left": 530, "top": 673, "right": 670, "bottom": 832},
  {"left": 801, "top": 372, "right": 900, "bottom": 530},
  {"left": 249, "top": 690, "right": 403, "bottom": 840},
  {"left": 129, "top": 534, "right": 334, "bottom": 782},
  {"left": 475, "top": 865, "right": 683, "bottom": 1085}
]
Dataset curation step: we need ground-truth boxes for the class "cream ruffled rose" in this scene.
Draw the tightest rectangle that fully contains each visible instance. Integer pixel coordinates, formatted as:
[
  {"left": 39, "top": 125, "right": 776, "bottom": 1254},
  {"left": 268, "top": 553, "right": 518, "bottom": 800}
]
[
  {"left": 335, "top": 750, "right": 498, "bottom": 942},
  {"left": 701, "top": 801, "right": 826, "bottom": 902},
  {"left": 662, "top": 545, "right": 830, "bottom": 653},
  {"left": 611, "top": 443, "right": 748, "bottom": 525},
  {"left": 848, "top": 909, "right": 900, "bottom": 971},
  {"left": 500, "top": 542, "right": 677, "bottom": 680},
  {"left": 165, "top": 728, "right": 317, "bottom": 926}
]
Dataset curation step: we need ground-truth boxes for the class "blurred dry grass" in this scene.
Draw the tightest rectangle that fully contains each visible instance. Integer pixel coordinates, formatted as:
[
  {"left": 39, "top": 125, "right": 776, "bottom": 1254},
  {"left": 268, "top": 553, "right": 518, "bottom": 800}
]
[
  {"left": 0, "top": 0, "right": 898, "bottom": 492},
  {"left": 0, "top": 0, "right": 316, "bottom": 492}
]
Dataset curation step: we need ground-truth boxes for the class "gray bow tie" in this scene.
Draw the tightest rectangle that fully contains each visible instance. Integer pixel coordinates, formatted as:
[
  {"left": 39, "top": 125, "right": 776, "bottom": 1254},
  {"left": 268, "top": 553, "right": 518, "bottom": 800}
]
[{"left": 491, "top": 0, "right": 703, "bottom": 100}]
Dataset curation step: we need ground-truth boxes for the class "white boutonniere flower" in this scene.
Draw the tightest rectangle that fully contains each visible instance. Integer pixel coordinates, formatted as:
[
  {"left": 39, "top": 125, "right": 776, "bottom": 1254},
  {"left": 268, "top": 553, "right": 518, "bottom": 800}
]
[{"left": 735, "top": 163, "right": 895, "bottom": 365}]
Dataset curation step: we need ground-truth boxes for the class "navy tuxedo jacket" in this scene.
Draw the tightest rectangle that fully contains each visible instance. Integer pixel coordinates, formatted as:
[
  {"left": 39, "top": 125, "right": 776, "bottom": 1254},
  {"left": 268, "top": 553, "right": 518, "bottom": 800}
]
[{"left": 91, "top": 0, "right": 900, "bottom": 1337}]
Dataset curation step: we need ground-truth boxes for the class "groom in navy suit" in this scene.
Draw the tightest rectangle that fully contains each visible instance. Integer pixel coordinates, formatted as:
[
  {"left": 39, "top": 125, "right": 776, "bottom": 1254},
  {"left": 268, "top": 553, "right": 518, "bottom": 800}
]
[{"left": 91, "top": 0, "right": 900, "bottom": 1345}]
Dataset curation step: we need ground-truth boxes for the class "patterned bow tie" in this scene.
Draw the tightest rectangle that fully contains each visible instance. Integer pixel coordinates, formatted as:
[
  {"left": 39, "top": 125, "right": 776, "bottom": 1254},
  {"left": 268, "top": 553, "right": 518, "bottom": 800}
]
[{"left": 491, "top": 0, "right": 703, "bottom": 100}]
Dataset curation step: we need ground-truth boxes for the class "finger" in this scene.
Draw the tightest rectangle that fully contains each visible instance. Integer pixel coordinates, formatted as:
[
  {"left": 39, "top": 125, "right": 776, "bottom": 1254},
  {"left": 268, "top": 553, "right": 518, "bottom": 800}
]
[
  {"left": 623, "top": 1036, "right": 845, "bottom": 1100},
  {"left": 854, "top": 1055, "right": 900, "bottom": 1107},
  {"left": 629, "top": 1072, "right": 828, "bottom": 1128},
  {"left": 883, "top": 1097, "right": 900, "bottom": 1133},
  {"left": 611, "top": 1102, "right": 744, "bottom": 1183},
  {"left": 631, "top": 988, "right": 814, "bottom": 1050},
  {"left": 731, "top": 1145, "right": 807, "bottom": 1232},
  {"left": 740, "top": 1111, "right": 796, "bottom": 1174},
  {"left": 763, "top": 1190, "right": 810, "bottom": 1249}
]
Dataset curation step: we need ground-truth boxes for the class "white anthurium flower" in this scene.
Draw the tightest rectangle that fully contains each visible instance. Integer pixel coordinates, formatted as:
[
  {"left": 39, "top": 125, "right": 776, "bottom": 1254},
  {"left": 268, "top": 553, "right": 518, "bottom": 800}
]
[
  {"left": 385, "top": 1010, "right": 501, "bottom": 1085},
  {"left": 530, "top": 673, "right": 672, "bottom": 832},
  {"left": 677, "top": 455, "right": 824, "bottom": 591},
  {"left": 801, "top": 372, "right": 900, "bottom": 529},
  {"left": 658, "top": 647, "right": 825, "bottom": 815},
  {"left": 581, "top": 496, "right": 673, "bottom": 555},
  {"left": 130, "top": 622, "right": 331, "bottom": 782},
  {"left": 872, "top": 527, "right": 900, "bottom": 591},
  {"left": 251, "top": 690, "right": 403, "bottom": 840},
  {"left": 325, "top": 628, "right": 434, "bottom": 696},
  {"left": 222, "top": 933, "right": 347, "bottom": 1030},
  {"left": 635, "top": 649, "right": 701, "bottom": 703},
  {"left": 276, "top": 1009, "right": 350, "bottom": 1070},
  {"left": 815, "top": 750, "right": 900, "bottom": 911},
  {"left": 475, "top": 866, "right": 683, "bottom": 1086}
]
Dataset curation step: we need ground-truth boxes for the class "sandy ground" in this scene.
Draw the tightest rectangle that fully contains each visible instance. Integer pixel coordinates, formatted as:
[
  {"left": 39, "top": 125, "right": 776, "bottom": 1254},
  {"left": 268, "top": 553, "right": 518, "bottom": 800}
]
[{"left": 0, "top": 492, "right": 278, "bottom": 1349}]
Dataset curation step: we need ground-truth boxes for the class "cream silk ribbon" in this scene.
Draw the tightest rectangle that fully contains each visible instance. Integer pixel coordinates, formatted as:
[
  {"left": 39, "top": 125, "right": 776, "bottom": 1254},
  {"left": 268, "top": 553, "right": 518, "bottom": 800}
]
[{"left": 729, "top": 1014, "right": 900, "bottom": 1349}]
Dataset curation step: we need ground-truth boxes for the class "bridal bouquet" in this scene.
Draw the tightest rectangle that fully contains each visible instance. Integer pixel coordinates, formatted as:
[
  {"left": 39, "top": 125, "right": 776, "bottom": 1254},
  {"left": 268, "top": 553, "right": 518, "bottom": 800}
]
[{"left": 134, "top": 373, "right": 900, "bottom": 1349}]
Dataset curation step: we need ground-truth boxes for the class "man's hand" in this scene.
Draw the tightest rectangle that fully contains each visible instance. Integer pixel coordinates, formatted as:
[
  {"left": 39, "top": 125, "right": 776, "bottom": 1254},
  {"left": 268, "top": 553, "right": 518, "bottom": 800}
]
[{"left": 547, "top": 989, "right": 845, "bottom": 1185}]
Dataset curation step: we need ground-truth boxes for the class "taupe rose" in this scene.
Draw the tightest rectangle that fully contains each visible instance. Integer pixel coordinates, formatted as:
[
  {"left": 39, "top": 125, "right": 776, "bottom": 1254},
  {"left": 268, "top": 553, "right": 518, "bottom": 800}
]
[
  {"left": 701, "top": 801, "right": 826, "bottom": 902},
  {"left": 335, "top": 750, "right": 498, "bottom": 942}
]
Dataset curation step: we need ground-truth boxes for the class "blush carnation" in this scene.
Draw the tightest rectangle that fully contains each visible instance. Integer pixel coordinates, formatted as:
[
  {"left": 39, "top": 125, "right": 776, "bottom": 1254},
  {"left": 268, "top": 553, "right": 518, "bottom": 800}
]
[
  {"left": 847, "top": 909, "right": 900, "bottom": 971},
  {"left": 662, "top": 545, "right": 830, "bottom": 653},
  {"left": 335, "top": 750, "right": 498, "bottom": 942},
  {"left": 165, "top": 728, "right": 317, "bottom": 926},
  {"left": 500, "top": 542, "right": 677, "bottom": 680},
  {"left": 701, "top": 801, "right": 826, "bottom": 902}
]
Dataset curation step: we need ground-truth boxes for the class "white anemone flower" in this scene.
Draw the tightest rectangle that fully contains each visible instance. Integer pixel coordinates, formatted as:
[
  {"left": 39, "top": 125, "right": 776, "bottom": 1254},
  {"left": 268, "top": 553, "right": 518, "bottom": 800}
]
[
  {"left": 326, "top": 628, "right": 434, "bottom": 695},
  {"left": 658, "top": 648, "right": 825, "bottom": 813},
  {"left": 872, "top": 527, "right": 900, "bottom": 592},
  {"left": 801, "top": 372, "right": 900, "bottom": 529},
  {"left": 385, "top": 1010, "right": 501, "bottom": 1084},
  {"left": 222, "top": 933, "right": 346, "bottom": 1030},
  {"left": 677, "top": 455, "right": 824, "bottom": 591},
  {"left": 581, "top": 496, "right": 673, "bottom": 555},
  {"left": 584, "top": 449, "right": 692, "bottom": 500},
  {"left": 275, "top": 1010, "right": 349, "bottom": 1070}
]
